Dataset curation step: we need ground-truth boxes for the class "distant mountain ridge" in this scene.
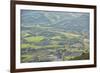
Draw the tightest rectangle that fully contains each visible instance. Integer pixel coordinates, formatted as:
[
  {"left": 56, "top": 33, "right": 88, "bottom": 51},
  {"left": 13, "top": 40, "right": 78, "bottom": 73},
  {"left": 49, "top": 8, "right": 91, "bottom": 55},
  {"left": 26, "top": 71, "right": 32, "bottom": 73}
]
[{"left": 21, "top": 10, "right": 90, "bottom": 32}]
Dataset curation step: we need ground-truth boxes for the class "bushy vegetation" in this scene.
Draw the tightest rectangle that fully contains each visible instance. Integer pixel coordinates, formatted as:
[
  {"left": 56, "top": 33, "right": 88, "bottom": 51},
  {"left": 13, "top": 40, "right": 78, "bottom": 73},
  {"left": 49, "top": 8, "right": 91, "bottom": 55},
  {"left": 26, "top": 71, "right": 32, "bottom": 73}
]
[
  {"left": 21, "top": 54, "right": 33, "bottom": 62},
  {"left": 20, "top": 10, "right": 90, "bottom": 63},
  {"left": 21, "top": 25, "right": 90, "bottom": 63}
]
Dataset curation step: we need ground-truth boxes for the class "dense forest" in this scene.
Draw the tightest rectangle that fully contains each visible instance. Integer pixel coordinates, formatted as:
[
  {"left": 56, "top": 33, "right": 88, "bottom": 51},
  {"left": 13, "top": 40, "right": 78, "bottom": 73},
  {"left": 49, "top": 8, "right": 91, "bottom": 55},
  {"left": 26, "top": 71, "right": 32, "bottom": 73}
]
[{"left": 20, "top": 10, "right": 90, "bottom": 63}]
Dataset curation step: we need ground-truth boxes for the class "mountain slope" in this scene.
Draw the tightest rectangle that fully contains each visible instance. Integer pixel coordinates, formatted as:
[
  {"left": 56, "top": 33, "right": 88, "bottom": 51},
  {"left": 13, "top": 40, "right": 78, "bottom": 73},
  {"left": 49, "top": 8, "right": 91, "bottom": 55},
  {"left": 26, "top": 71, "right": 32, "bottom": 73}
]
[{"left": 21, "top": 10, "right": 89, "bottom": 32}]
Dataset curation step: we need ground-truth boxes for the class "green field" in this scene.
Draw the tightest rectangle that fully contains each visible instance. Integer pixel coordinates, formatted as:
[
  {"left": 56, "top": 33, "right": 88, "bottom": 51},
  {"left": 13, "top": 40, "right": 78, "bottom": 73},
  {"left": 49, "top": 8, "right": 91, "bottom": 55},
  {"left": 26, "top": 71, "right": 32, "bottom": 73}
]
[{"left": 21, "top": 10, "right": 90, "bottom": 63}]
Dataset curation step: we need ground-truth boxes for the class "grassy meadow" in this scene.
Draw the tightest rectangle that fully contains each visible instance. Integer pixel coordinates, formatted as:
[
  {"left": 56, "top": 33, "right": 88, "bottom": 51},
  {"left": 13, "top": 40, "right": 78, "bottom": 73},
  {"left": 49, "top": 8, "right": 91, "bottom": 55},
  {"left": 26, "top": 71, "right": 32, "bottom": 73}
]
[{"left": 20, "top": 10, "right": 90, "bottom": 63}]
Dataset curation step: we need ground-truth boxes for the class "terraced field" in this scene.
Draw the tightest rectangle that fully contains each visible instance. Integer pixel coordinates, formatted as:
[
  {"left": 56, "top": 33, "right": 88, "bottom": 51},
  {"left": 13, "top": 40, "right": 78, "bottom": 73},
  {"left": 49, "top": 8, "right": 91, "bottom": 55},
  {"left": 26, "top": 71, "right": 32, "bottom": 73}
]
[{"left": 20, "top": 10, "right": 90, "bottom": 63}]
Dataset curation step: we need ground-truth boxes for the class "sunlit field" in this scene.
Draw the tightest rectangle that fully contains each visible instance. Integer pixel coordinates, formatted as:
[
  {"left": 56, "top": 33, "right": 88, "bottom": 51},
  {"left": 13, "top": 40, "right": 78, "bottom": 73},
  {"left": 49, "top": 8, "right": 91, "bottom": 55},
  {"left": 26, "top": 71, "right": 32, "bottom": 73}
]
[{"left": 20, "top": 10, "right": 90, "bottom": 63}]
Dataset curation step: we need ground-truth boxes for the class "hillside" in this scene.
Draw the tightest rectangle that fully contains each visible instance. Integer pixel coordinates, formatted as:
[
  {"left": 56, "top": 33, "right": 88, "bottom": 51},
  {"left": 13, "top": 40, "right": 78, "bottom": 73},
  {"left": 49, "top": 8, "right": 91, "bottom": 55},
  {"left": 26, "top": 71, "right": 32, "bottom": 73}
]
[
  {"left": 20, "top": 10, "right": 90, "bottom": 63},
  {"left": 21, "top": 10, "right": 89, "bottom": 32}
]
